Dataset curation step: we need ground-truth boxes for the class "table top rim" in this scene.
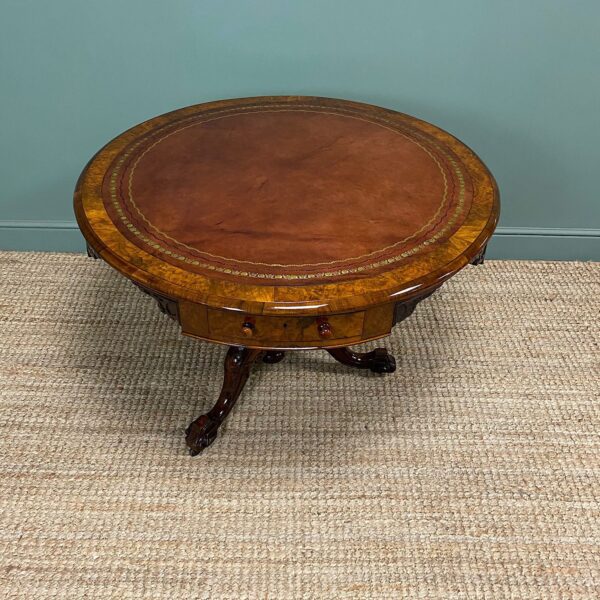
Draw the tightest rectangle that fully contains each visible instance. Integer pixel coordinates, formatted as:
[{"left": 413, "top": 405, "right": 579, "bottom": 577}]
[{"left": 74, "top": 95, "right": 499, "bottom": 315}]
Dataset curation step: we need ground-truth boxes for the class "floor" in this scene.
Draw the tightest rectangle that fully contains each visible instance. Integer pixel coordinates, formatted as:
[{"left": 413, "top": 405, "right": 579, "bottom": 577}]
[{"left": 0, "top": 252, "right": 599, "bottom": 599}]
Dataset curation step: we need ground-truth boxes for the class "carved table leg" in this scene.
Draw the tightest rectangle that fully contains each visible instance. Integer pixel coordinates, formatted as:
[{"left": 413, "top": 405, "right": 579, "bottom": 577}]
[
  {"left": 185, "top": 346, "right": 263, "bottom": 456},
  {"left": 262, "top": 350, "right": 286, "bottom": 364},
  {"left": 326, "top": 347, "right": 396, "bottom": 374}
]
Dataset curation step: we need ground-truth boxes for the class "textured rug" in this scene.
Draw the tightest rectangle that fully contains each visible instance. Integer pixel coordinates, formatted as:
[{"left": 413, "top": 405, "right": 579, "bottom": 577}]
[{"left": 0, "top": 252, "right": 599, "bottom": 599}]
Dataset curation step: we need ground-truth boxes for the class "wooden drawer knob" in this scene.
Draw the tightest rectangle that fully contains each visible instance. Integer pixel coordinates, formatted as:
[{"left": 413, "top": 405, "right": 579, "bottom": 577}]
[
  {"left": 241, "top": 321, "right": 254, "bottom": 337},
  {"left": 317, "top": 320, "right": 333, "bottom": 339}
]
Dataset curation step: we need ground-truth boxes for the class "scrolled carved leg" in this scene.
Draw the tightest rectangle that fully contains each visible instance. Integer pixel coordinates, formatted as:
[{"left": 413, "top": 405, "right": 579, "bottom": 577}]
[
  {"left": 263, "top": 350, "right": 286, "bottom": 364},
  {"left": 326, "top": 347, "right": 396, "bottom": 374},
  {"left": 185, "top": 346, "right": 263, "bottom": 456}
]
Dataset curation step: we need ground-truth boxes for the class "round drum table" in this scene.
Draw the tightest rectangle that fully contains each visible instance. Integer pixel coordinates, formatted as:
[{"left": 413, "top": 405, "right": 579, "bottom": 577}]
[{"left": 74, "top": 96, "right": 499, "bottom": 455}]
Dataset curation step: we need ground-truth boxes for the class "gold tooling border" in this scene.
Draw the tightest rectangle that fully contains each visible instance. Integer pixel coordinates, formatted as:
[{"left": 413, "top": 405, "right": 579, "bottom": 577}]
[{"left": 105, "top": 104, "right": 468, "bottom": 281}]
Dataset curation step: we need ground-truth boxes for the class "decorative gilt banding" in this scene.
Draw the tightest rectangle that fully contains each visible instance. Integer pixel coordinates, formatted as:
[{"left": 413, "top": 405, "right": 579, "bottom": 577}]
[{"left": 103, "top": 103, "right": 470, "bottom": 281}]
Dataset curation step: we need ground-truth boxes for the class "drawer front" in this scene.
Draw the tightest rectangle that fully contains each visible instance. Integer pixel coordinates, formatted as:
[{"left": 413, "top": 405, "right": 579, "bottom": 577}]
[
  {"left": 206, "top": 310, "right": 365, "bottom": 345},
  {"left": 178, "top": 301, "right": 395, "bottom": 348}
]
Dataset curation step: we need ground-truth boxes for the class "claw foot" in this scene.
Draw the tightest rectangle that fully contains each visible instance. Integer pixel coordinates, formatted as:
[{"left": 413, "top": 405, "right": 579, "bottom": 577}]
[
  {"left": 185, "top": 415, "right": 219, "bottom": 456},
  {"left": 369, "top": 348, "right": 397, "bottom": 374},
  {"left": 326, "top": 346, "right": 397, "bottom": 374}
]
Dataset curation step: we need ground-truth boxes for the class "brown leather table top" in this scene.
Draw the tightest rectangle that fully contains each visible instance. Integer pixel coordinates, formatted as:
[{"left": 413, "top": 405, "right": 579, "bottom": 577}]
[
  {"left": 75, "top": 97, "right": 498, "bottom": 313},
  {"left": 104, "top": 104, "right": 470, "bottom": 284}
]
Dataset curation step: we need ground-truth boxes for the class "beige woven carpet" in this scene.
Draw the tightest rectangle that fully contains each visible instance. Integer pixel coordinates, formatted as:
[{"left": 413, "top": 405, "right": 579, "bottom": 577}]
[{"left": 0, "top": 252, "right": 599, "bottom": 599}]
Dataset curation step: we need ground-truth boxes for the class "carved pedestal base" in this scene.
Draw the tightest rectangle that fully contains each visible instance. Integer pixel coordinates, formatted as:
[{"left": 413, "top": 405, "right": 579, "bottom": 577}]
[
  {"left": 184, "top": 343, "right": 397, "bottom": 455},
  {"left": 326, "top": 347, "right": 397, "bottom": 373},
  {"left": 185, "top": 346, "right": 263, "bottom": 456}
]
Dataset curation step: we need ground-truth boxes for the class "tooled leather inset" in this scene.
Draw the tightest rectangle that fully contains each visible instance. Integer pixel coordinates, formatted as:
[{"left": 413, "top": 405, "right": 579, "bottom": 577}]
[{"left": 102, "top": 102, "right": 473, "bottom": 283}]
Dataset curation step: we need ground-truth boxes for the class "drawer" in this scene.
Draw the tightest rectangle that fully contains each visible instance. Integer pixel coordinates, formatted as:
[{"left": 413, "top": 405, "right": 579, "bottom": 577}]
[
  {"left": 178, "top": 301, "right": 394, "bottom": 348},
  {"left": 206, "top": 310, "right": 365, "bottom": 344}
]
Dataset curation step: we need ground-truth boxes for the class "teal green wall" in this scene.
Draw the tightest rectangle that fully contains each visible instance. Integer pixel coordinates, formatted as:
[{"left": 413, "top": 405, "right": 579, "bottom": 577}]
[{"left": 1, "top": 0, "right": 598, "bottom": 259}]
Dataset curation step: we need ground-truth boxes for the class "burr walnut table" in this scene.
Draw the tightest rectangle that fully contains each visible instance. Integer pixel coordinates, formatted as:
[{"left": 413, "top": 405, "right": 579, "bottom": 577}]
[{"left": 74, "top": 96, "right": 499, "bottom": 456}]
